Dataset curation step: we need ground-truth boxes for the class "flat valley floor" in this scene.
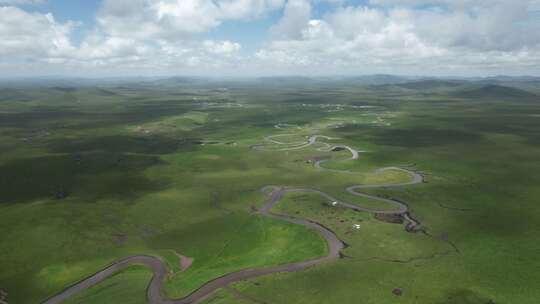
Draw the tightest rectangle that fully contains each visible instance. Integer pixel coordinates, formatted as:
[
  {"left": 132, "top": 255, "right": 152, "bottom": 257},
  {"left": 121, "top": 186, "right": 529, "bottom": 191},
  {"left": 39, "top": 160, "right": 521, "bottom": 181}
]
[{"left": 1, "top": 78, "right": 539, "bottom": 304}]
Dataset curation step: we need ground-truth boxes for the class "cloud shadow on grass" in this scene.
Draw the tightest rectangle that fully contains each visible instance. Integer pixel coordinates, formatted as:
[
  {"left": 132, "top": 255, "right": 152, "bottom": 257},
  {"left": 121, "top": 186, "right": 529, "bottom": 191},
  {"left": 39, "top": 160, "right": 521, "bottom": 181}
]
[{"left": 0, "top": 152, "right": 168, "bottom": 204}]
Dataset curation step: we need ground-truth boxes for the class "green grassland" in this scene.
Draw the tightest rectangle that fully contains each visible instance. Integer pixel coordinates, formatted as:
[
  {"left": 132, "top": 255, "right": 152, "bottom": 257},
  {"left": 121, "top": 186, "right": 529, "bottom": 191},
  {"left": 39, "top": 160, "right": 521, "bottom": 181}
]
[
  {"left": 0, "top": 78, "right": 539, "bottom": 303},
  {"left": 64, "top": 266, "right": 152, "bottom": 304}
]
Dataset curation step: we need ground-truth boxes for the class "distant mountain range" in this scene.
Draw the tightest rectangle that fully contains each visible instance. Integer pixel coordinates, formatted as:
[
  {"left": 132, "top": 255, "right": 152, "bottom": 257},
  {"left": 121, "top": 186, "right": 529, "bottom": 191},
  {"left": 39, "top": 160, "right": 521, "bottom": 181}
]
[
  {"left": 0, "top": 75, "right": 538, "bottom": 101},
  {"left": 2, "top": 74, "right": 539, "bottom": 86}
]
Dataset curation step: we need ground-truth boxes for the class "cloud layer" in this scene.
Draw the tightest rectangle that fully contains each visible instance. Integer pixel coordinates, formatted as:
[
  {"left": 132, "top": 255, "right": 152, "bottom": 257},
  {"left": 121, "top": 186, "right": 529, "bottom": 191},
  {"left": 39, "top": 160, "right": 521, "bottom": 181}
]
[
  {"left": 257, "top": 0, "right": 540, "bottom": 75},
  {"left": 1, "top": 0, "right": 539, "bottom": 76}
]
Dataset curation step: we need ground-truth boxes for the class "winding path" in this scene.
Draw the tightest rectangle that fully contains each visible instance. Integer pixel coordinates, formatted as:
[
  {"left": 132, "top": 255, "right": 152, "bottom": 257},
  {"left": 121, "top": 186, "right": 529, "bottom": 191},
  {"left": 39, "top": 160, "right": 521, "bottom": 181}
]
[
  {"left": 252, "top": 134, "right": 335, "bottom": 151},
  {"left": 43, "top": 135, "right": 424, "bottom": 304}
]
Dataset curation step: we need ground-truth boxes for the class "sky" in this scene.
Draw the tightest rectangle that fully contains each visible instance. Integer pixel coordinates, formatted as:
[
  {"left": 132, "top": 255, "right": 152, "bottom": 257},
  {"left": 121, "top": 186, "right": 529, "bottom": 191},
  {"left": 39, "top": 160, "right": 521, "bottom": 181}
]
[{"left": 1, "top": 0, "right": 540, "bottom": 77}]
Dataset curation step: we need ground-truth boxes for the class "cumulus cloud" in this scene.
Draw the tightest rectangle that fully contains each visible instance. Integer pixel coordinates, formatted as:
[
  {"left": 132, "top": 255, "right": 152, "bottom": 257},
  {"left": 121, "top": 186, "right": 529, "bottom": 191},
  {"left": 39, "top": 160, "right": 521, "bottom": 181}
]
[
  {"left": 97, "top": 0, "right": 285, "bottom": 40},
  {"left": 0, "top": 6, "right": 75, "bottom": 57},
  {"left": 369, "top": 0, "right": 507, "bottom": 8},
  {"left": 84, "top": 0, "right": 257, "bottom": 69},
  {"left": 0, "top": 7, "right": 246, "bottom": 75},
  {"left": 270, "top": 0, "right": 312, "bottom": 39},
  {"left": 0, "top": 1, "right": 255, "bottom": 74},
  {"left": 1, "top": 0, "right": 540, "bottom": 76},
  {"left": 203, "top": 40, "right": 242, "bottom": 55},
  {"left": 255, "top": 0, "right": 540, "bottom": 74}
]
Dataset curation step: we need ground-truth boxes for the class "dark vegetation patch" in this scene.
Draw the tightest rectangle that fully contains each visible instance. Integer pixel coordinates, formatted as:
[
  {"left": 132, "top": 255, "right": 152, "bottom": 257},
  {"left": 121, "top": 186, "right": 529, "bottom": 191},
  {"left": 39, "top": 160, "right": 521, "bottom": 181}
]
[
  {"left": 374, "top": 213, "right": 403, "bottom": 224},
  {"left": 0, "top": 153, "right": 166, "bottom": 204},
  {"left": 455, "top": 168, "right": 539, "bottom": 237},
  {"left": 348, "top": 74, "right": 406, "bottom": 85},
  {"left": 170, "top": 92, "right": 208, "bottom": 97},
  {"left": 464, "top": 206, "right": 535, "bottom": 237},
  {"left": 437, "top": 289, "right": 494, "bottom": 304},
  {"left": 0, "top": 103, "right": 190, "bottom": 130},
  {"left": 0, "top": 88, "right": 33, "bottom": 102},
  {"left": 394, "top": 80, "right": 466, "bottom": 90},
  {"left": 95, "top": 88, "right": 118, "bottom": 96},
  {"left": 0, "top": 109, "right": 82, "bottom": 128},
  {"left": 460, "top": 110, "right": 540, "bottom": 146},
  {"left": 468, "top": 122, "right": 540, "bottom": 145},
  {"left": 52, "top": 87, "right": 77, "bottom": 93},
  {"left": 340, "top": 125, "right": 482, "bottom": 148},
  {"left": 282, "top": 97, "right": 328, "bottom": 104},
  {"left": 396, "top": 79, "right": 465, "bottom": 90},
  {"left": 370, "top": 128, "right": 482, "bottom": 147},
  {"left": 49, "top": 135, "right": 197, "bottom": 155},
  {"left": 451, "top": 84, "right": 537, "bottom": 100}
]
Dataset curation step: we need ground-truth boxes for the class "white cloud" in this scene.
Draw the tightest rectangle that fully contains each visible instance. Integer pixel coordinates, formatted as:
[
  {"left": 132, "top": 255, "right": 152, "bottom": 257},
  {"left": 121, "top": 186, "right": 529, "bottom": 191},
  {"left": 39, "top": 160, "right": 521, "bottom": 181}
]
[
  {"left": 0, "top": 6, "right": 75, "bottom": 57},
  {"left": 1, "top": 0, "right": 540, "bottom": 76},
  {"left": 369, "top": 0, "right": 506, "bottom": 8},
  {"left": 218, "top": 0, "right": 286, "bottom": 19},
  {"left": 330, "top": 1, "right": 538, "bottom": 52},
  {"left": 0, "top": 4, "right": 244, "bottom": 74},
  {"left": 84, "top": 0, "right": 254, "bottom": 70},
  {"left": 97, "top": 0, "right": 285, "bottom": 40},
  {"left": 77, "top": 35, "right": 146, "bottom": 61},
  {"left": 270, "top": 0, "right": 312, "bottom": 39},
  {"left": 203, "top": 40, "right": 242, "bottom": 55},
  {"left": 255, "top": 0, "right": 540, "bottom": 74}
]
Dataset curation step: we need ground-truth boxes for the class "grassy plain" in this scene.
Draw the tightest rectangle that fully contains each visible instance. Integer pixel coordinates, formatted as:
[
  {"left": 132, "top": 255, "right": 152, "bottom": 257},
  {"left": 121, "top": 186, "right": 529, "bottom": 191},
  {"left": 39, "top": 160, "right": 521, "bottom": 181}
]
[{"left": 0, "top": 78, "right": 539, "bottom": 303}]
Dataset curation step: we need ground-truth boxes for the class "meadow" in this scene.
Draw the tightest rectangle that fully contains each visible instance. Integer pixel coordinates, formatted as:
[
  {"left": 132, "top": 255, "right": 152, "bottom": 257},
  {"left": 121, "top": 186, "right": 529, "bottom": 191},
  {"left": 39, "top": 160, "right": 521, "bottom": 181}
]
[{"left": 0, "top": 77, "right": 539, "bottom": 303}]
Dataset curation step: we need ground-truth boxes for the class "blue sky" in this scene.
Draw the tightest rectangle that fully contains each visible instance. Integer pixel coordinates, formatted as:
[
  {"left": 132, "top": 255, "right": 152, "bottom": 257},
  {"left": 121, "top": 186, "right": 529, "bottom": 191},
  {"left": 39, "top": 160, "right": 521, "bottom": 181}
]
[
  {"left": 31, "top": 1, "right": 101, "bottom": 44},
  {"left": 0, "top": 0, "right": 539, "bottom": 77}
]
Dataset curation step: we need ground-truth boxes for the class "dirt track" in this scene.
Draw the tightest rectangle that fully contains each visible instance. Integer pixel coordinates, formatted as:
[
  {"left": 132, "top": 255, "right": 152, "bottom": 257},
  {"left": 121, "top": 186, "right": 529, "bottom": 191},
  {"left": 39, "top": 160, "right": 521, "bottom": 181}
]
[{"left": 42, "top": 135, "right": 423, "bottom": 304}]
